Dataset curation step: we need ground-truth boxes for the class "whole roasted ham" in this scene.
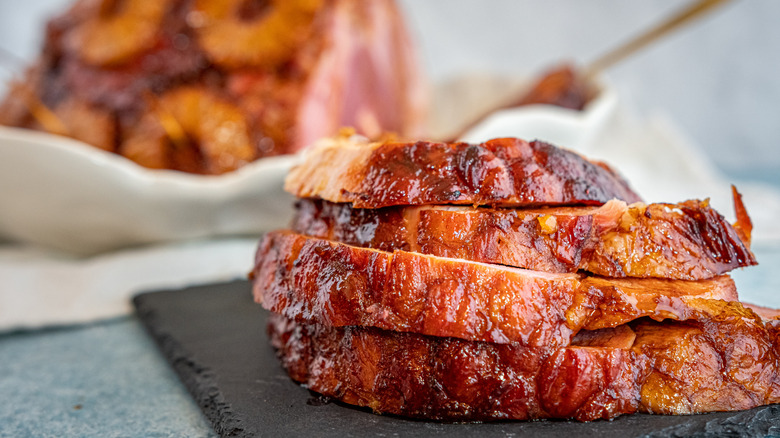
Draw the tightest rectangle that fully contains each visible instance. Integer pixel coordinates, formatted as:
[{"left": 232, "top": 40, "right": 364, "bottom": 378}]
[
  {"left": 253, "top": 136, "right": 773, "bottom": 423},
  {"left": 0, "top": 0, "right": 426, "bottom": 174}
]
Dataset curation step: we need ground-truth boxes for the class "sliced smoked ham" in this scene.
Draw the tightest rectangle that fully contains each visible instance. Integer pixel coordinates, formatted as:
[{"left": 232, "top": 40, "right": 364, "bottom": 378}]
[
  {"left": 268, "top": 312, "right": 644, "bottom": 421},
  {"left": 268, "top": 298, "right": 780, "bottom": 421},
  {"left": 251, "top": 231, "right": 738, "bottom": 346},
  {"left": 291, "top": 196, "right": 756, "bottom": 280},
  {"left": 284, "top": 136, "right": 642, "bottom": 208},
  {"left": 633, "top": 299, "right": 780, "bottom": 415}
]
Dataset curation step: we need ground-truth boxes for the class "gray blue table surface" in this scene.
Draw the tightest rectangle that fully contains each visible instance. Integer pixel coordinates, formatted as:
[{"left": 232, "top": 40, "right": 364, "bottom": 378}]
[
  {"left": 0, "top": 317, "right": 216, "bottom": 438},
  {"left": 2, "top": 180, "right": 780, "bottom": 438}
]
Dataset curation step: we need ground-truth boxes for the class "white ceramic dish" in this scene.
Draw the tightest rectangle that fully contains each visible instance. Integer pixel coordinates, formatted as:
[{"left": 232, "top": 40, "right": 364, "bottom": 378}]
[
  {"left": 0, "top": 126, "right": 298, "bottom": 255},
  {"left": 0, "top": 79, "right": 616, "bottom": 256},
  {"left": 458, "top": 82, "right": 618, "bottom": 153}
]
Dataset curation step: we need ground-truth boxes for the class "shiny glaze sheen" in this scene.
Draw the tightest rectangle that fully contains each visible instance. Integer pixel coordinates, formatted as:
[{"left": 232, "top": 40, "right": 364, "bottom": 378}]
[
  {"left": 269, "top": 299, "right": 780, "bottom": 421},
  {"left": 634, "top": 300, "right": 780, "bottom": 415},
  {"left": 268, "top": 313, "right": 643, "bottom": 421},
  {"left": 292, "top": 197, "right": 757, "bottom": 280},
  {"left": 285, "top": 138, "right": 642, "bottom": 208},
  {"left": 585, "top": 199, "right": 757, "bottom": 279},
  {"left": 252, "top": 231, "right": 738, "bottom": 345}
]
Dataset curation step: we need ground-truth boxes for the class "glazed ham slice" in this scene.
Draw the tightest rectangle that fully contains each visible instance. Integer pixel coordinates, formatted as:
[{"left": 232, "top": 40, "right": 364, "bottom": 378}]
[
  {"left": 268, "top": 299, "right": 780, "bottom": 421},
  {"left": 251, "top": 231, "right": 738, "bottom": 346},
  {"left": 292, "top": 195, "right": 756, "bottom": 280},
  {"left": 633, "top": 299, "right": 780, "bottom": 415},
  {"left": 268, "top": 312, "right": 644, "bottom": 421},
  {"left": 284, "top": 136, "right": 642, "bottom": 208}
]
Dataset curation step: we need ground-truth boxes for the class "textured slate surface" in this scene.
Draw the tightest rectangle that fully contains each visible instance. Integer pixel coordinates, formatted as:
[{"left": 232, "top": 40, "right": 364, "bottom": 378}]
[{"left": 133, "top": 280, "right": 780, "bottom": 438}]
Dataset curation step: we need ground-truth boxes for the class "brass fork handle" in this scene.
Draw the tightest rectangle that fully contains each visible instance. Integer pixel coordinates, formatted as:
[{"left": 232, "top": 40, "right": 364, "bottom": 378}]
[{"left": 586, "top": 0, "right": 735, "bottom": 77}]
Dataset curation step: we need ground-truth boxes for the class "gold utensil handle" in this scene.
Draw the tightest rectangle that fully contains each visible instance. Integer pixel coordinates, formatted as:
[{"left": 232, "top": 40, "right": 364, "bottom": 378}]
[{"left": 586, "top": 0, "right": 734, "bottom": 76}]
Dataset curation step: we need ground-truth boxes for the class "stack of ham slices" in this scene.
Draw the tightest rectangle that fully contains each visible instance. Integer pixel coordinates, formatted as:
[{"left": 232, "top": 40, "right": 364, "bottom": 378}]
[{"left": 250, "top": 134, "right": 779, "bottom": 421}]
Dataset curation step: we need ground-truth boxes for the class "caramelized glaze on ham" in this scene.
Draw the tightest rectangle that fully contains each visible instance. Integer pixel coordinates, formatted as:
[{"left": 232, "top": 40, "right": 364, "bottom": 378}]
[
  {"left": 268, "top": 298, "right": 780, "bottom": 421},
  {"left": 268, "top": 312, "right": 645, "bottom": 421},
  {"left": 634, "top": 300, "right": 780, "bottom": 415},
  {"left": 252, "top": 231, "right": 738, "bottom": 346},
  {"left": 291, "top": 196, "right": 756, "bottom": 280},
  {"left": 284, "top": 136, "right": 642, "bottom": 208}
]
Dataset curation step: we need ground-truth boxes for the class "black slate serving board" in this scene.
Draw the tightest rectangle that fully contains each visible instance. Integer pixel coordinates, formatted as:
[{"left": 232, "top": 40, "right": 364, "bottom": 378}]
[{"left": 133, "top": 280, "right": 780, "bottom": 438}]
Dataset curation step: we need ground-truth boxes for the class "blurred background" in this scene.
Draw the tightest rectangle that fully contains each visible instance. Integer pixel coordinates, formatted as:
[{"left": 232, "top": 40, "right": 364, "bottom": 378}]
[
  {"left": 402, "top": 0, "right": 780, "bottom": 186},
  {"left": 1, "top": 0, "right": 778, "bottom": 185}
]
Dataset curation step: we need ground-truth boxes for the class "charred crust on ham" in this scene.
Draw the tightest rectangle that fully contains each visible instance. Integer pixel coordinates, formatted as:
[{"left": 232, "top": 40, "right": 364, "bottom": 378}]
[
  {"left": 269, "top": 301, "right": 780, "bottom": 421},
  {"left": 290, "top": 198, "right": 756, "bottom": 280},
  {"left": 253, "top": 231, "right": 740, "bottom": 346},
  {"left": 287, "top": 137, "right": 642, "bottom": 208}
]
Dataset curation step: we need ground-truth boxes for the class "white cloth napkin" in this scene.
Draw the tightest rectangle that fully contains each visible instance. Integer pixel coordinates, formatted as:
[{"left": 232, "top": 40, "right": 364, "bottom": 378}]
[{"left": 0, "top": 237, "right": 259, "bottom": 331}]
